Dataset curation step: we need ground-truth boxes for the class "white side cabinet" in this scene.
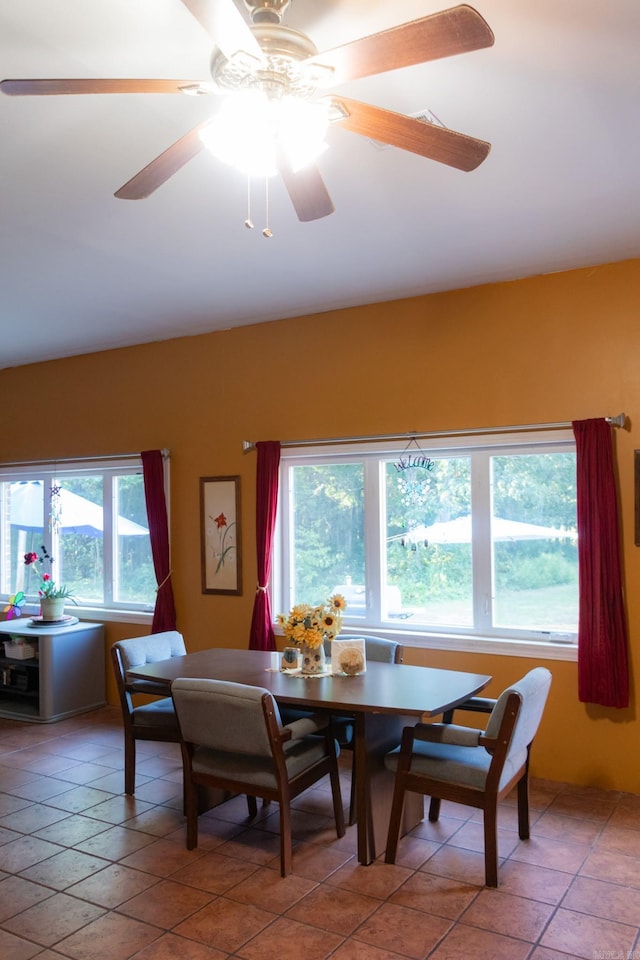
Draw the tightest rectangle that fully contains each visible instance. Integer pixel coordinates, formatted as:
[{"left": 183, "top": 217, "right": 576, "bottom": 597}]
[{"left": 0, "top": 619, "right": 105, "bottom": 722}]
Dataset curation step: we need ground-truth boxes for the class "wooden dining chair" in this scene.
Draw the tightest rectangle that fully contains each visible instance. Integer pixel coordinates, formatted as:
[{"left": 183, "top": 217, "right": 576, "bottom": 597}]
[
  {"left": 171, "top": 677, "right": 345, "bottom": 876},
  {"left": 110, "top": 631, "right": 186, "bottom": 795},
  {"left": 384, "top": 667, "right": 552, "bottom": 886}
]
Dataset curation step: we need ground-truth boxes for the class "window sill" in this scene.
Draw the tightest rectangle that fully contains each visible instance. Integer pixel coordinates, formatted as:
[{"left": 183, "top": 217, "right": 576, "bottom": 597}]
[
  {"left": 10, "top": 603, "right": 153, "bottom": 627},
  {"left": 320, "top": 627, "right": 578, "bottom": 662}
]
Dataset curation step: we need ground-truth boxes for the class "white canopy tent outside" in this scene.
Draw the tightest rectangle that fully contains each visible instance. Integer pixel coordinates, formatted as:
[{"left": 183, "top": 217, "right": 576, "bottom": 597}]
[
  {"left": 7, "top": 481, "right": 149, "bottom": 538},
  {"left": 391, "top": 515, "right": 573, "bottom": 545}
]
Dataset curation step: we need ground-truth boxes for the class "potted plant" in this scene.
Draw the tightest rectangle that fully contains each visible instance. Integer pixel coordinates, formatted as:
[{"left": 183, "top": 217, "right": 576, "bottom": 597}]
[{"left": 24, "top": 545, "right": 76, "bottom": 621}]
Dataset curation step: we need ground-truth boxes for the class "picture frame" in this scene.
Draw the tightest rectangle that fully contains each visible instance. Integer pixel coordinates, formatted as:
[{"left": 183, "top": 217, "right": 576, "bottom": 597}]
[
  {"left": 635, "top": 452, "right": 640, "bottom": 547},
  {"left": 200, "top": 476, "right": 242, "bottom": 595}
]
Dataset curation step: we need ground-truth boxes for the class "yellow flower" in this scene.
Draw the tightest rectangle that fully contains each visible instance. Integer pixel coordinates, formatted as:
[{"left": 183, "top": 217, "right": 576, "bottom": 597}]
[{"left": 277, "top": 594, "right": 348, "bottom": 648}]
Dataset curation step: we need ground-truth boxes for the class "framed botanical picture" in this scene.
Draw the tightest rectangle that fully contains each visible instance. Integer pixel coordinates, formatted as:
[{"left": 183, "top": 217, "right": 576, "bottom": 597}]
[{"left": 200, "top": 476, "right": 242, "bottom": 595}]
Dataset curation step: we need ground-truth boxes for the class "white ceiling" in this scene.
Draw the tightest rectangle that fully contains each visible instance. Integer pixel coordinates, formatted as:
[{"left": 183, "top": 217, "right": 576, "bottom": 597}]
[{"left": 1, "top": 0, "right": 639, "bottom": 370}]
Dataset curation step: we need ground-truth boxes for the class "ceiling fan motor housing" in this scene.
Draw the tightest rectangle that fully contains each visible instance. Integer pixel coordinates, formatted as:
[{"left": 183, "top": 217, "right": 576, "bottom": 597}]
[
  {"left": 211, "top": 22, "right": 321, "bottom": 99},
  {"left": 243, "top": 0, "right": 292, "bottom": 24}
]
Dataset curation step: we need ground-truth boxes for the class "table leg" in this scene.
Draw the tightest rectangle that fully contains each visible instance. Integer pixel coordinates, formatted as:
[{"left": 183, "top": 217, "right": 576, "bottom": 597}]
[{"left": 354, "top": 712, "right": 423, "bottom": 865}]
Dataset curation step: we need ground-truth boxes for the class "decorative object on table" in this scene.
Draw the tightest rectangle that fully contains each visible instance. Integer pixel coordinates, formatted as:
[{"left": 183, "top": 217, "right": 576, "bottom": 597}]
[
  {"left": 200, "top": 476, "right": 242, "bottom": 595},
  {"left": 3, "top": 591, "right": 26, "bottom": 619},
  {"left": 23, "top": 545, "right": 76, "bottom": 621},
  {"left": 277, "top": 594, "right": 346, "bottom": 675},
  {"left": 281, "top": 646, "right": 302, "bottom": 671},
  {"left": 332, "top": 637, "right": 366, "bottom": 675}
]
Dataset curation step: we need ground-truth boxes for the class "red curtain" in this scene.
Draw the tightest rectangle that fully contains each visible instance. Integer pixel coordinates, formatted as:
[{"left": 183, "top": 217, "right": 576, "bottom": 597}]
[
  {"left": 249, "top": 441, "right": 281, "bottom": 651},
  {"left": 141, "top": 449, "right": 177, "bottom": 634},
  {"left": 572, "top": 419, "right": 629, "bottom": 707}
]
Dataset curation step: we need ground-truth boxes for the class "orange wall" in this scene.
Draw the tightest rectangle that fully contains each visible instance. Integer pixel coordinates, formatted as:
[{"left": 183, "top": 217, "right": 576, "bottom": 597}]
[{"left": 1, "top": 258, "right": 639, "bottom": 789}]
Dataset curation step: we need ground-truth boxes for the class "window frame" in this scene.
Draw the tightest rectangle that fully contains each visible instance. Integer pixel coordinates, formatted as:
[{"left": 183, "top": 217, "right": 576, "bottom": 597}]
[
  {"left": 0, "top": 456, "right": 158, "bottom": 624},
  {"left": 273, "top": 430, "right": 578, "bottom": 661}
]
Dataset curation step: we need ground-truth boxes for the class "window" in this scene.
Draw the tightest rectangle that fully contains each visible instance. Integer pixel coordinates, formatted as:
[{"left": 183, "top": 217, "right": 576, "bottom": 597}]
[
  {"left": 0, "top": 458, "right": 156, "bottom": 615},
  {"left": 275, "top": 432, "right": 578, "bottom": 647}
]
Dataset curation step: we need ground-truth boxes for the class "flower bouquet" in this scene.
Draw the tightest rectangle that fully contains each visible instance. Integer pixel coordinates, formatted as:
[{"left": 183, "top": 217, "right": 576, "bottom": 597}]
[{"left": 277, "top": 594, "right": 346, "bottom": 674}]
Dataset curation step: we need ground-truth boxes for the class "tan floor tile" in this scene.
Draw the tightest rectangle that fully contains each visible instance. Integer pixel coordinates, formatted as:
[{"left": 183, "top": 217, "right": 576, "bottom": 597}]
[
  {"left": 530, "top": 810, "right": 604, "bottom": 845},
  {"left": 286, "top": 882, "right": 379, "bottom": 935},
  {"left": 390, "top": 871, "right": 480, "bottom": 920},
  {"left": 329, "top": 941, "right": 408, "bottom": 960},
  {"left": 121, "top": 837, "right": 207, "bottom": 877},
  {"left": 131, "top": 931, "right": 228, "bottom": 959},
  {"left": 54, "top": 910, "right": 161, "bottom": 960},
  {"left": 354, "top": 901, "right": 452, "bottom": 960},
  {"left": 73, "top": 823, "right": 157, "bottom": 859},
  {"left": 0, "top": 835, "right": 64, "bottom": 873},
  {"left": 287, "top": 838, "right": 354, "bottom": 881},
  {"left": 385, "top": 833, "right": 440, "bottom": 869},
  {"left": 228, "top": 864, "right": 317, "bottom": 912},
  {"left": 83, "top": 794, "right": 155, "bottom": 825},
  {"left": 580, "top": 848, "right": 640, "bottom": 889},
  {"left": 418, "top": 842, "right": 488, "bottom": 886},
  {"left": 446, "top": 819, "right": 520, "bottom": 858},
  {"left": 0, "top": 802, "right": 69, "bottom": 833},
  {"left": 236, "top": 915, "right": 343, "bottom": 960},
  {"left": 67, "top": 862, "right": 160, "bottom": 908},
  {"left": 563, "top": 875, "right": 640, "bottom": 925},
  {"left": 595, "top": 822, "right": 640, "bottom": 858},
  {"left": 0, "top": 874, "right": 55, "bottom": 922},
  {"left": 2, "top": 891, "right": 105, "bottom": 947},
  {"left": 173, "top": 896, "right": 275, "bottom": 953},
  {"left": 540, "top": 907, "right": 637, "bottom": 960},
  {"left": 545, "top": 792, "right": 618, "bottom": 822},
  {"left": 119, "top": 877, "right": 213, "bottom": 927},
  {"left": 20, "top": 846, "right": 109, "bottom": 890},
  {"left": 509, "top": 834, "right": 590, "bottom": 873},
  {"left": 171, "top": 850, "right": 260, "bottom": 893},
  {"left": 0, "top": 927, "right": 43, "bottom": 960},
  {"left": 327, "top": 859, "right": 413, "bottom": 899},
  {"left": 459, "top": 887, "right": 554, "bottom": 940},
  {"left": 496, "top": 859, "right": 573, "bottom": 904},
  {"left": 33, "top": 812, "right": 111, "bottom": 847},
  {"left": 215, "top": 826, "right": 284, "bottom": 866},
  {"left": 115, "top": 805, "right": 185, "bottom": 837},
  {"left": 429, "top": 922, "right": 532, "bottom": 959},
  {"left": 44, "top": 784, "right": 115, "bottom": 813}
]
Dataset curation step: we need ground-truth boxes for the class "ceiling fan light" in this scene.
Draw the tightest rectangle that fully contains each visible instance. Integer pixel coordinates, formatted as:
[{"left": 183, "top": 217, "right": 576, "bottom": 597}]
[{"left": 200, "top": 92, "right": 329, "bottom": 178}]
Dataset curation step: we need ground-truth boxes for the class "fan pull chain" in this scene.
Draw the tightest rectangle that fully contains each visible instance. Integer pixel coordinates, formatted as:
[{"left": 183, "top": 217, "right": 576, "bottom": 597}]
[
  {"left": 244, "top": 176, "right": 254, "bottom": 229},
  {"left": 263, "top": 176, "right": 272, "bottom": 238}
]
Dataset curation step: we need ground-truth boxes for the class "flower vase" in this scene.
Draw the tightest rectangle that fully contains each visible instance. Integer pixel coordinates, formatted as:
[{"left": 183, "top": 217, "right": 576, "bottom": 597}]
[
  {"left": 300, "top": 643, "right": 326, "bottom": 675},
  {"left": 40, "top": 597, "right": 65, "bottom": 621}
]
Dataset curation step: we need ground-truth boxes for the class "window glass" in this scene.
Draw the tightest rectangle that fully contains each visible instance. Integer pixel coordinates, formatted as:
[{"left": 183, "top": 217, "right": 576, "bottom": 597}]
[
  {"left": 289, "top": 462, "right": 365, "bottom": 611},
  {"left": 277, "top": 435, "right": 577, "bottom": 645},
  {"left": 0, "top": 461, "right": 156, "bottom": 612},
  {"left": 385, "top": 456, "right": 473, "bottom": 626},
  {"left": 491, "top": 452, "right": 577, "bottom": 632}
]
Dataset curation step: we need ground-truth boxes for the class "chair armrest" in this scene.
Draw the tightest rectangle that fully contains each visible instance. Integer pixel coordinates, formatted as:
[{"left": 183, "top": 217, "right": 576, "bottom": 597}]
[
  {"left": 283, "top": 713, "right": 330, "bottom": 740},
  {"left": 413, "top": 722, "right": 482, "bottom": 747},
  {"left": 458, "top": 696, "right": 496, "bottom": 714}
]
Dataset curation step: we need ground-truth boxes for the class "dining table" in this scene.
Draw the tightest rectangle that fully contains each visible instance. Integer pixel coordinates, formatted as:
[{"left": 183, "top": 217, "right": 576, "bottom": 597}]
[{"left": 127, "top": 647, "right": 491, "bottom": 865}]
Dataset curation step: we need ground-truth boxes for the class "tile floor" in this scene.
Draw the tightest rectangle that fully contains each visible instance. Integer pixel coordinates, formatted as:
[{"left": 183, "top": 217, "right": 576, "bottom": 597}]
[{"left": 1, "top": 706, "right": 640, "bottom": 960}]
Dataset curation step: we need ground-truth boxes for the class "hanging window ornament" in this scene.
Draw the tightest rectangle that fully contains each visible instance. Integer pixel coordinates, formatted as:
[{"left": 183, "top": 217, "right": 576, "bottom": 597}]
[
  {"left": 393, "top": 437, "right": 435, "bottom": 529},
  {"left": 50, "top": 483, "right": 62, "bottom": 536}
]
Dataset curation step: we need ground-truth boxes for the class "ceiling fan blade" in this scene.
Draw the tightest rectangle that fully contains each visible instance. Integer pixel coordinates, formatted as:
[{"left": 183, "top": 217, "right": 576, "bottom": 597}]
[
  {"left": 179, "top": 0, "right": 264, "bottom": 63},
  {"left": 0, "top": 78, "right": 200, "bottom": 96},
  {"left": 115, "top": 121, "right": 211, "bottom": 199},
  {"left": 331, "top": 96, "right": 490, "bottom": 172},
  {"left": 307, "top": 4, "right": 493, "bottom": 87},
  {"left": 278, "top": 156, "right": 335, "bottom": 222}
]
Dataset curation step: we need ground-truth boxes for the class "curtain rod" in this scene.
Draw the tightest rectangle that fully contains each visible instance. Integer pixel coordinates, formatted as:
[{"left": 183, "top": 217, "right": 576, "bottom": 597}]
[
  {"left": 242, "top": 415, "right": 627, "bottom": 453},
  {"left": 0, "top": 448, "right": 170, "bottom": 469}
]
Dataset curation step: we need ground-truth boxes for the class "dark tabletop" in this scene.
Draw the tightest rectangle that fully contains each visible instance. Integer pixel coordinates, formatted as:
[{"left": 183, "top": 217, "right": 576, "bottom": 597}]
[{"left": 128, "top": 647, "right": 491, "bottom": 718}]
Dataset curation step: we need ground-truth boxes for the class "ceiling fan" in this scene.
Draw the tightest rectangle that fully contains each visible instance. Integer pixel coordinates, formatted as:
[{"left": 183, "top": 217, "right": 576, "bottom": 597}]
[{"left": 1, "top": 0, "right": 494, "bottom": 223}]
